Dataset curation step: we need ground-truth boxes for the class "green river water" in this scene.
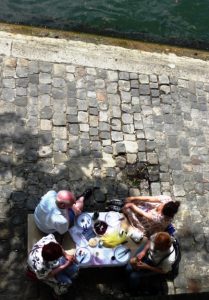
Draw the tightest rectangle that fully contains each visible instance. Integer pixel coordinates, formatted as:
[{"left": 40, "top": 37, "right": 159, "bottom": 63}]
[{"left": 1, "top": 0, "right": 209, "bottom": 49}]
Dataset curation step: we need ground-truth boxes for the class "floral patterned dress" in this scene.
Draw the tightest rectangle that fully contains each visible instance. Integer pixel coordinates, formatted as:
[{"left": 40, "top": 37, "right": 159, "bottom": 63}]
[
  {"left": 27, "top": 234, "right": 74, "bottom": 295},
  {"left": 123, "top": 195, "right": 173, "bottom": 237}
]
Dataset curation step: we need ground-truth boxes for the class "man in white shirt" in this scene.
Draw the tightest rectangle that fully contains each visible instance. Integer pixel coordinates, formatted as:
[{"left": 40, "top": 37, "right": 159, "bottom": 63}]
[
  {"left": 34, "top": 189, "right": 90, "bottom": 235},
  {"left": 126, "top": 232, "right": 176, "bottom": 295}
]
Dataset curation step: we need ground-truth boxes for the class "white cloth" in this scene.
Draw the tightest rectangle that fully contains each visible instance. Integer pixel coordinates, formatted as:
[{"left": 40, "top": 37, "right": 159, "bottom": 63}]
[
  {"left": 69, "top": 226, "right": 88, "bottom": 247},
  {"left": 148, "top": 234, "right": 176, "bottom": 273},
  {"left": 34, "top": 190, "right": 69, "bottom": 234}
]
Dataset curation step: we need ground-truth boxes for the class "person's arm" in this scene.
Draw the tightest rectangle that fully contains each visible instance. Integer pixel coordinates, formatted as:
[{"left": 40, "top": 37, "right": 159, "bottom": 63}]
[
  {"left": 52, "top": 215, "right": 69, "bottom": 234},
  {"left": 124, "top": 203, "right": 154, "bottom": 221},
  {"left": 136, "top": 261, "right": 166, "bottom": 274},
  {"left": 62, "top": 249, "right": 75, "bottom": 262},
  {"left": 136, "top": 240, "right": 150, "bottom": 261},
  {"left": 130, "top": 240, "right": 150, "bottom": 267},
  {"left": 48, "top": 259, "right": 71, "bottom": 277},
  {"left": 125, "top": 196, "right": 161, "bottom": 203},
  {"left": 48, "top": 250, "right": 75, "bottom": 277}
]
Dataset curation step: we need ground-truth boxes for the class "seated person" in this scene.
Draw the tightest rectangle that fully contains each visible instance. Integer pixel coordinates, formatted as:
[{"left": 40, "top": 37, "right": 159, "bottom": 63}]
[
  {"left": 122, "top": 195, "right": 180, "bottom": 237},
  {"left": 126, "top": 232, "right": 176, "bottom": 295},
  {"left": 34, "top": 189, "right": 92, "bottom": 235},
  {"left": 27, "top": 234, "right": 79, "bottom": 297}
]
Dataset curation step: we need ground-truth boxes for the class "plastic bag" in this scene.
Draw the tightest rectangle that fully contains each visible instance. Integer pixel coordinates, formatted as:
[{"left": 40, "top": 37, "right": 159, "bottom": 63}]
[
  {"left": 100, "top": 230, "right": 127, "bottom": 248},
  {"left": 127, "top": 226, "right": 143, "bottom": 243}
]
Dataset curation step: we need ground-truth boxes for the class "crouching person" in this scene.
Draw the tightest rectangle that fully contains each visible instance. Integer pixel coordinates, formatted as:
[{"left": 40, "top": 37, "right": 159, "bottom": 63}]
[
  {"left": 126, "top": 232, "right": 175, "bottom": 296},
  {"left": 27, "top": 234, "right": 79, "bottom": 298}
]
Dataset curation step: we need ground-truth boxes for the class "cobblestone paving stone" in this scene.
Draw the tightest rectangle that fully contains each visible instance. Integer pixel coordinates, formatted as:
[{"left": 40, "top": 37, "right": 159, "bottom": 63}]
[{"left": 0, "top": 54, "right": 209, "bottom": 299}]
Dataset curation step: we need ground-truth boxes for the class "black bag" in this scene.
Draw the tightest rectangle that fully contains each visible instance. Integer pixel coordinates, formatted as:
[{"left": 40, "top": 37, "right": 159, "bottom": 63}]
[{"left": 165, "top": 237, "right": 181, "bottom": 280}]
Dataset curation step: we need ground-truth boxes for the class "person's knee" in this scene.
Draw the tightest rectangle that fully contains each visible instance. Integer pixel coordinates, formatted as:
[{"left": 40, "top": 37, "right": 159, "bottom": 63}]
[
  {"left": 129, "top": 271, "right": 140, "bottom": 282},
  {"left": 128, "top": 271, "right": 140, "bottom": 293},
  {"left": 126, "top": 263, "right": 133, "bottom": 274},
  {"left": 72, "top": 263, "right": 79, "bottom": 274}
]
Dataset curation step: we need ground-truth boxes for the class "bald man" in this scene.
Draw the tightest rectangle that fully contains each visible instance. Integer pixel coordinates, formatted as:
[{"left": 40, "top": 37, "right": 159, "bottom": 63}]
[{"left": 34, "top": 190, "right": 88, "bottom": 235}]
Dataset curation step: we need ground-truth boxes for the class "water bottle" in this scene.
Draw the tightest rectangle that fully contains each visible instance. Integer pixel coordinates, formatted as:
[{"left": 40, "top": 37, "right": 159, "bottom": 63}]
[{"left": 92, "top": 211, "right": 99, "bottom": 221}]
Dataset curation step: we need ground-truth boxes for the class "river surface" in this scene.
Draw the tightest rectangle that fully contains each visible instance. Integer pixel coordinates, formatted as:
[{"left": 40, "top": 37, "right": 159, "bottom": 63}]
[{"left": 1, "top": 0, "right": 209, "bottom": 49}]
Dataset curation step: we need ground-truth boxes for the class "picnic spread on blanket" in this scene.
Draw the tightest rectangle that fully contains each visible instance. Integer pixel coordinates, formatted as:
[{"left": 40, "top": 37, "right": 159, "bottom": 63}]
[{"left": 69, "top": 211, "right": 141, "bottom": 267}]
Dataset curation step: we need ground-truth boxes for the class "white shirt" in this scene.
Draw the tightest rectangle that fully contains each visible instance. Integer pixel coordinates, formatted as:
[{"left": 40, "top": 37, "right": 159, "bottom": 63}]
[
  {"left": 148, "top": 234, "right": 176, "bottom": 273},
  {"left": 34, "top": 190, "right": 69, "bottom": 234}
]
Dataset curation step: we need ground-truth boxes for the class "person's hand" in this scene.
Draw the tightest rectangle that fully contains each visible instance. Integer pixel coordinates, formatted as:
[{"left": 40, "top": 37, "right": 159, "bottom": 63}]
[
  {"left": 136, "top": 251, "right": 146, "bottom": 261},
  {"left": 130, "top": 257, "right": 137, "bottom": 265},
  {"left": 124, "top": 202, "right": 134, "bottom": 209},
  {"left": 130, "top": 257, "right": 138, "bottom": 270},
  {"left": 72, "top": 204, "right": 82, "bottom": 215},
  {"left": 136, "top": 261, "right": 150, "bottom": 270},
  {"left": 65, "top": 254, "right": 75, "bottom": 264}
]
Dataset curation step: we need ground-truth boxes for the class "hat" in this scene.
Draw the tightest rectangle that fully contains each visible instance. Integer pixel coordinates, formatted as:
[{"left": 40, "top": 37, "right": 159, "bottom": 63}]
[{"left": 56, "top": 190, "right": 76, "bottom": 204}]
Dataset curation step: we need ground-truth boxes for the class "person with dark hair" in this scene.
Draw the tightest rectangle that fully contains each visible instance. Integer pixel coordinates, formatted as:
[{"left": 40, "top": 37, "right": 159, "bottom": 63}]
[
  {"left": 162, "top": 201, "right": 180, "bottom": 218},
  {"left": 34, "top": 189, "right": 93, "bottom": 235},
  {"left": 126, "top": 232, "right": 176, "bottom": 295},
  {"left": 122, "top": 195, "right": 180, "bottom": 237},
  {"left": 27, "top": 234, "right": 79, "bottom": 297}
]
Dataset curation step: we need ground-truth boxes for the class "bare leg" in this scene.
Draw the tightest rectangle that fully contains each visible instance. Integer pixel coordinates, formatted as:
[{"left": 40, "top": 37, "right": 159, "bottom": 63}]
[{"left": 122, "top": 207, "right": 145, "bottom": 232}]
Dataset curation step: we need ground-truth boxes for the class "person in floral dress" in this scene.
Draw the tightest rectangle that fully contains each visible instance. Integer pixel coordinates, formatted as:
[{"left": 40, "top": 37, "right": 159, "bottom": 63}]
[
  {"left": 27, "top": 234, "right": 79, "bottom": 297},
  {"left": 122, "top": 195, "right": 180, "bottom": 237}
]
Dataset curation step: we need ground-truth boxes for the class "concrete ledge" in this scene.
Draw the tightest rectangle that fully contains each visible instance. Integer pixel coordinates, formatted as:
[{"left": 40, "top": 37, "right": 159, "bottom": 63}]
[
  {"left": 27, "top": 214, "right": 75, "bottom": 253},
  {"left": 0, "top": 30, "right": 209, "bottom": 82},
  {"left": 0, "top": 35, "right": 12, "bottom": 56}
]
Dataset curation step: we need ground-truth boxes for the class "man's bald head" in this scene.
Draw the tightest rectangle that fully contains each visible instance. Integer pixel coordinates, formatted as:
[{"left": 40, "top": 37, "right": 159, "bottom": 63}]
[{"left": 56, "top": 190, "right": 76, "bottom": 208}]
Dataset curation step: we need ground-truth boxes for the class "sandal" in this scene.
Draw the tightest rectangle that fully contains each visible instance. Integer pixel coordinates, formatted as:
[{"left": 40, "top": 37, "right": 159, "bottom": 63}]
[
  {"left": 105, "top": 205, "right": 122, "bottom": 212},
  {"left": 106, "top": 199, "right": 124, "bottom": 207},
  {"left": 76, "top": 187, "right": 98, "bottom": 201}
]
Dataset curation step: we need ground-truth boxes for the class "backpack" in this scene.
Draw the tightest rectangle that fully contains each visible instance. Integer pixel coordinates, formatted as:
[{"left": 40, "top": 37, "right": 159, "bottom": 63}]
[
  {"left": 166, "top": 223, "right": 176, "bottom": 236},
  {"left": 165, "top": 237, "right": 181, "bottom": 280}
]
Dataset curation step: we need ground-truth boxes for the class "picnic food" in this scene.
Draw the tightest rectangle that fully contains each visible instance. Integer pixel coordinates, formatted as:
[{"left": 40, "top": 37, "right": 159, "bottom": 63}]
[
  {"left": 93, "top": 220, "right": 108, "bottom": 235},
  {"left": 88, "top": 237, "right": 98, "bottom": 247}
]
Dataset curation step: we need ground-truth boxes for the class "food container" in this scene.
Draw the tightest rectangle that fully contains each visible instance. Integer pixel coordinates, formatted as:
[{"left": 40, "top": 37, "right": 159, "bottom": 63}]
[{"left": 93, "top": 220, "right": 108, "bottom": 236}]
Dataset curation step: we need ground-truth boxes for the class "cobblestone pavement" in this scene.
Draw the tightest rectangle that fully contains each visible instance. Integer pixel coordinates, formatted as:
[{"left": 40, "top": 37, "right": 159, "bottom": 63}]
[{"left": 0, "top": 31, "right": 209, "bottom": 300}]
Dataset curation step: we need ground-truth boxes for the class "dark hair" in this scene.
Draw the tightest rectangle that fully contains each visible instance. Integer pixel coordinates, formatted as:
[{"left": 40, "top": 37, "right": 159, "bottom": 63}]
[
  {"left": 162, "top": 201, "right": 180, "bottom": 218},
  {"left": 42, "top": 242, "right": 63, "bottom": 261}
]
